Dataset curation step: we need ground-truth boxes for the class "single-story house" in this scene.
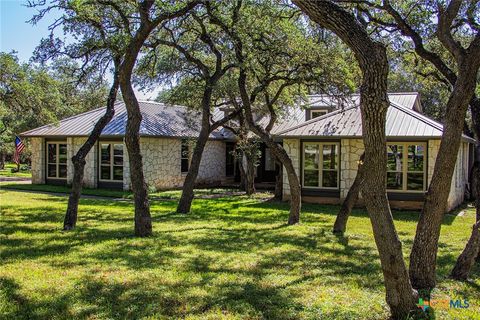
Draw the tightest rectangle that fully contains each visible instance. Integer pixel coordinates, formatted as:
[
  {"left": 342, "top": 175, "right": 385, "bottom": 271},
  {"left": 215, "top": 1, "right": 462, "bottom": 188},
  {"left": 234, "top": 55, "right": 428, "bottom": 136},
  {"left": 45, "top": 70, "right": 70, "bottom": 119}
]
[{"left": 21, "top": 92, "right": 475, "bottom": 210}]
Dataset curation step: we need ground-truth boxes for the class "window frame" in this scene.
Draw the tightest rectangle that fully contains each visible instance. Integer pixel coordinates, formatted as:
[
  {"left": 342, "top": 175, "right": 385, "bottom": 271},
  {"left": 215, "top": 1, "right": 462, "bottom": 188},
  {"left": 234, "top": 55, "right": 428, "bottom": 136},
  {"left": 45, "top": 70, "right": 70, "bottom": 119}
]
[
  {"left": 310, "top": 110, "right": 328, "bottom": 119},
  {"left": 386, "top": 142, "right": 427, "bottom": 193},
  {"left": 98, "top": 141, "right": 124, "bottom": 182},
  {"left": 301, "top": 141, "right": 340, "bottom": 190},
  {"left": 181, "top": 139, "right": 190, "bottom": 174},
  {"left": 46, "top": 141, "right": 68, "bottom": 180}
]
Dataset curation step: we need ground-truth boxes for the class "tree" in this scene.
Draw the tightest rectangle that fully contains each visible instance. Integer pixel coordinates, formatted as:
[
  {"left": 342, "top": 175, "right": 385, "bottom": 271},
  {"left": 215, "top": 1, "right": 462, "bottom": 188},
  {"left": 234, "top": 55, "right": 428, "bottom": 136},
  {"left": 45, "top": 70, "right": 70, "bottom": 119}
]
[
  {"left": 138, "top": 5, "right": 241, "bottom": 213},
  {"left": 358, "top": 0, "right": 480, "bottom": 290},
  {"left": 32, "top": 0, "right": 201, "bottom": 236},
  {"left": 291, "top": 1, "right": 419, "bottom": 318},
  {"left": 207, "top": 0, "right": 353, "bottom": 225}
]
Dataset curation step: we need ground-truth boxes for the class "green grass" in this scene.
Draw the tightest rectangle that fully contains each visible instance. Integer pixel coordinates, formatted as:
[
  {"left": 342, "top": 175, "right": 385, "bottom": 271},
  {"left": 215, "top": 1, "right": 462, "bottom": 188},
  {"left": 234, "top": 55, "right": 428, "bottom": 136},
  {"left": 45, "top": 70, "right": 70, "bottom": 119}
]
[
  {"left": 0, "top": 190, "right": 479, "bottom": 320},
  {"left": 0, "top": 183, "right": 243, "bottom": 199},
  {"left": 0, "top": 163, "right": 31, "bottom": 178}
]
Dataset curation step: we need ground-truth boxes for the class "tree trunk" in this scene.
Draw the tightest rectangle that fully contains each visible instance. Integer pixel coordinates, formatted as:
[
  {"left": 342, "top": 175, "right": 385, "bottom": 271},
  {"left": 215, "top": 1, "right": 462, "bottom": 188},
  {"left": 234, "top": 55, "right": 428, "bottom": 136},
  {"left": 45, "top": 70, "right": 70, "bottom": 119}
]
[
  {"left": 0, "top": 152, "right": 5, "bottom": 169},
  {"left": 177, "top": 87, "right": 213, "bottom": 214},
  {"left": 409, "top": 62, "right": 480, "bottom": 290},
  {"left": 333, "top": 153, "right": 364, "bottom": 234},
  {"left": 244, "top": 152, "right": 256, "bottom": 196},
  {"left": 274, "top": 157, "right": 283, "bottom": 200},
  {"left": 450, "top": 220, "right": 480, "bottom": 280},
  {"left": 63, "top": 61, "right": 120, "bottom": 231},
  {"left": 291, "top": 1, "right": 418, "bottom": 318}
]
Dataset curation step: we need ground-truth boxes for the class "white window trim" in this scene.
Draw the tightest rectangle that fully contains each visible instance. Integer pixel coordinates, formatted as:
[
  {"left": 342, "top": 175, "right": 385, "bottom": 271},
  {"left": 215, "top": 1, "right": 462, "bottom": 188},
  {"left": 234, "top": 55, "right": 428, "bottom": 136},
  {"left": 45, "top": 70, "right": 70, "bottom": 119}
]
[
  {"left": 302, "top": 142, "right": 340, "bottom": 190},
  {"left": 46, "top": 141, "right": 68, "bottom": 180},
  {"left": 310, "top": 110, "right": 328, "bottom": 119},
  {"left": 386, "top": 142, "right": 427, "bottom": 193},
  {"left": 99, "top": 141, "right": 124, "bottom": 182}
]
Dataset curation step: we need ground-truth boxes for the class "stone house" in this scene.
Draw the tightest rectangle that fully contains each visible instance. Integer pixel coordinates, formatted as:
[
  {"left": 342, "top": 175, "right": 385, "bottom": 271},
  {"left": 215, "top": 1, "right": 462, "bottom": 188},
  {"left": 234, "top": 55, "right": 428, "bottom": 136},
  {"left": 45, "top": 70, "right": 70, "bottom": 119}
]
[{"left": 21, "top": 93, "right": 474, "bottom": 211}]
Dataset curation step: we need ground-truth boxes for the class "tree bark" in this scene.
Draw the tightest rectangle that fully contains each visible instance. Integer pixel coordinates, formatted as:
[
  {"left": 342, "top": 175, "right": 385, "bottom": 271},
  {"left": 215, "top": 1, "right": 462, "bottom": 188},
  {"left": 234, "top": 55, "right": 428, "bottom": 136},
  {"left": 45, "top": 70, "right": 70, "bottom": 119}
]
[
  {"left": 244, "top": 152, "right": 256, "bottom": 196},
  {"left": 63, "top": 61, "right": 120, "bottom": 231},
  {"left": 333, "top": 153, "right": 364, "bottom": 234},
  {"left": 451, "top": 220, "right": 480, "bottom": 280},
  {"left": 291, "top": 1, "right": 418, "bottom": 318},
  {"left": 274, "top": 156, "right": 283, "bottom": 200},
  {"left": 0, "top": 152, "right": 5, "bottom": 170},
  {"left": 176, "top": 92, "right": 211, "bottom": 213},
  {"left": 409, "top": 62, "right": 480, "bottom": 290}
]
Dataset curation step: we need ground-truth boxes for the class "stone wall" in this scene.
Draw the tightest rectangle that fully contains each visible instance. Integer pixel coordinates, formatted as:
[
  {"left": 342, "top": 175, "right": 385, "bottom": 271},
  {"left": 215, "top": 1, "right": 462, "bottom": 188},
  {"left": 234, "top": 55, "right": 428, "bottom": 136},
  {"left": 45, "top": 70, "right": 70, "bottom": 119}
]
[
  {"left": 282, "top": 139, "right": 300, "bottom": 200},
  {"left": 447, "top": 141, "right": 469, "bottom": 211},
  {"left": 67, "top": 137, "right": 97, "bottom": 188},
  {"left": 197, "top": 140, "right": 226, "bottom": 184},
  {"left": 339, "top": 139, "right": 364, "bottom": 199},
  {"left": 30, "top": 137, "right": 45, "bottom": 184}
]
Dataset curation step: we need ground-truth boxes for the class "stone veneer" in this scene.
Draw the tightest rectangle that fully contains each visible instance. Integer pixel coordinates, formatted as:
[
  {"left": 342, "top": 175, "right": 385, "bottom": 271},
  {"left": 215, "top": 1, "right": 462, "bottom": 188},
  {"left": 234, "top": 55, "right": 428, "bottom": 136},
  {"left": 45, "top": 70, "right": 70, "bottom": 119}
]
[
  {"left": 30, "top": 137, "right": 45, "bottom": 184},
  {"left": 29, "top": 136, "right": 227, "bottom": 191},
  {"left": 283, "top": 138, "right": 467, "bottom": 211},
  {"left": 67, "top": 137, "right": 98, "bottom": 188}
]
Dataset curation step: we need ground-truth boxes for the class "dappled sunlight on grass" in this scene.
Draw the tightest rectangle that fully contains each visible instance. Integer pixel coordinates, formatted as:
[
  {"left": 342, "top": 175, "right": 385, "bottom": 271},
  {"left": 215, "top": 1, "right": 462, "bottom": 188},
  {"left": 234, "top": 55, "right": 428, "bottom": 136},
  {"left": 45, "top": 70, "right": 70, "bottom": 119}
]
[{"left": 0, "top": 189, "right": 478, "bottom": 319}]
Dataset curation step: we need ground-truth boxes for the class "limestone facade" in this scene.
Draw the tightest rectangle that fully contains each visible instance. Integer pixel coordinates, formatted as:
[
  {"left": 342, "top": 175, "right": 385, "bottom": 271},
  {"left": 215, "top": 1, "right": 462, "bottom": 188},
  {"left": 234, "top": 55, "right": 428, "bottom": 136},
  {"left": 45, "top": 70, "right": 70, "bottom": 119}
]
[{"left": 282, "top": 138, "right": 468, "bottom": 211}]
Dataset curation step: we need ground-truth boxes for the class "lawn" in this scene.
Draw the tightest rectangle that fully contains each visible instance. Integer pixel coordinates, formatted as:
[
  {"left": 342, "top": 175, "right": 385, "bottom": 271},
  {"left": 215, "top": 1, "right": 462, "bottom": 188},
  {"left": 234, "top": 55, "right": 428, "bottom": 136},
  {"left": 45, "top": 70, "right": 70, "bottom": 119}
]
[
  {"left": 0, "top": 189, "right": 478, "bottom": 320},
  {"left": 0, "top": 163, "right": 31, "bottom": 178}
]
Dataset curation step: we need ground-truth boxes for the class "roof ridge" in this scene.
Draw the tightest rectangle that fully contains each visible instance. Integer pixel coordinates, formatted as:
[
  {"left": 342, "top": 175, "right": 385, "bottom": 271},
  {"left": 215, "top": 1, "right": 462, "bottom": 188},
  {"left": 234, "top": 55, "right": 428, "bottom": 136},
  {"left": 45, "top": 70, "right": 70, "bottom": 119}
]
[
  {"left": 275, "top": 105, "right": 358, "bottom": 136},
  {"left": 388, "top": 101, "right": 444, "bottom": 131}
]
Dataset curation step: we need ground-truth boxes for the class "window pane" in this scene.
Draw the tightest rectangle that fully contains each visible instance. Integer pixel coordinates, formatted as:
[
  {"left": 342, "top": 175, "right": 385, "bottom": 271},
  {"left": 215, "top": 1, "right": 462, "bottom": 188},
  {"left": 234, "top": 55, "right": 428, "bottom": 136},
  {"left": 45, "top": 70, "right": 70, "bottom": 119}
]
[
  {"left": 59, "top": 164, "right": 67, "bottom": 178},
  {"left": 48, "top": 144, "right": 56, "bottom": 163},
  {"left": 181, "top": 159, "right": 189, "bottom": 173},
  {"left": 181, "top": 141, "right": 189, "bottom": 158},
  {"left": 113, "top": 144, "right": 123, "bottom": 165},
  {"left": 322, "top": 170, "right": 338, "bottom": 188},
  {"left": 408, "top": 145, "right": 424, "bottom": 172},
  {"left": 100, "top": 166, "right": 111, "bottom": 180},
  {"left": 101, "top": 144, "right": 111, "bottom": 164},
  {"left": 387, "top": 145, "right": 403, "bottom": 172},
  {"left": 322, "top": 144, "right": 337, "bottom": 169},
  {"left": 311, "top": 110, "right": 326, "bottom": 118},
  {"left": 303, "top": 170, "right": 319, "bottom": 187},
  {"left": 113, "top": 166, "right": 123, "bottom": 181},
  {"left": 304, "top": 144, "right": 319, "bottom": 170},
  {"left": 407, "top": 173, "right": 424, "bottom": 191},
  {"left": 47, "top": 164, "right": 56, "bottom": 177},
  {"left": 387, "top": 172, "right": 403, "bottom": 190},
  {"left": 58, "top": 144, "right": 67, "bottom": 164}
]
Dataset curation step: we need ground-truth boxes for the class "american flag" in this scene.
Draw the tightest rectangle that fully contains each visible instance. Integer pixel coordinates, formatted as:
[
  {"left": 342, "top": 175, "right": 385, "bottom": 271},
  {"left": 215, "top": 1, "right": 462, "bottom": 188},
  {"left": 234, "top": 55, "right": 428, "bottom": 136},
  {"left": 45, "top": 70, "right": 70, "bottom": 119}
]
[{"left": 13, "top": 136, "right": 25, "bottom": 165}]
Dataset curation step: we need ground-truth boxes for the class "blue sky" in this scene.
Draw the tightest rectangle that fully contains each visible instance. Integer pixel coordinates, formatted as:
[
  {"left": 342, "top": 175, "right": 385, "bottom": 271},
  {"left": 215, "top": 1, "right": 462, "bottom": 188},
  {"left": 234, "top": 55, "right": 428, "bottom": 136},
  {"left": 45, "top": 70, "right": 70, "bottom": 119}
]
[{"left": 0, "top": 0, "right": 157, "bottom": 99}]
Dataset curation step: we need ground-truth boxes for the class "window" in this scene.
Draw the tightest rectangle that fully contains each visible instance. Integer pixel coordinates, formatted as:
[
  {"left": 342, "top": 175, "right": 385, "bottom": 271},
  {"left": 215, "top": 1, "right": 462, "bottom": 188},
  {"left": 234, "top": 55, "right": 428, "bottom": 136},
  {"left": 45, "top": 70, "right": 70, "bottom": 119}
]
[
  {"left": 302, "top": 142, "right": 339, "bottom": 188},
  {"left": 99, "top": 142, "right": 123, "bottom": 181},
  {"left": 264, "top": 147, "right": 275, "bottom": 171},
  {"left": 181, "top": 140, "right": 190, "bottom": 173},
  {"left": 387, "top": 143, "right": 426, "bottom": 191},
  {"left": 47, "top": 142, "right": 67, "bottom": 179},
  {"left": 310, "top": 110, "right": 328, "bottom": 119}
]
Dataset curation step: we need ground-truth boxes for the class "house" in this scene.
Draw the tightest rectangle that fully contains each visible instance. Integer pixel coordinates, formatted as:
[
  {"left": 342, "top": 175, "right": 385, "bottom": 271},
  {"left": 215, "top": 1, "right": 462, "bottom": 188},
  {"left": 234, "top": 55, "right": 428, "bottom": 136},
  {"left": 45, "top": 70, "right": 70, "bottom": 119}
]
[{"left": 21, "top": 93, "right": 474, "bottom": 211}]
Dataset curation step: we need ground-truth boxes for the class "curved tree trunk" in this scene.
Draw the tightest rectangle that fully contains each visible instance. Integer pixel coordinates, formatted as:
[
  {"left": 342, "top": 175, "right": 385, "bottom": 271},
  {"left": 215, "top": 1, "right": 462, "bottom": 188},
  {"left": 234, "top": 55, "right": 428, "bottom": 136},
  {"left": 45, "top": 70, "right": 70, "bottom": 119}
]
[
  {"left": 409, "top": 63, "right": 480, "bottom": 290},
  {"left": 177, "top": 86, "right": 213, "bottom": 214},
  {"left": 291, "top": 1, "right": 418, "bottom": 318},
  {"left": 333, "top": 153, "right": 364, "bottom": 234},
  {"left": 274, "top": 157, "right": 283, "bottom": 200},
  {"left": 451, "top": 220, "right": 480, "bottom": 280},
  {"left": 63, "top": 62, "right": 120, "bottom": 231}
]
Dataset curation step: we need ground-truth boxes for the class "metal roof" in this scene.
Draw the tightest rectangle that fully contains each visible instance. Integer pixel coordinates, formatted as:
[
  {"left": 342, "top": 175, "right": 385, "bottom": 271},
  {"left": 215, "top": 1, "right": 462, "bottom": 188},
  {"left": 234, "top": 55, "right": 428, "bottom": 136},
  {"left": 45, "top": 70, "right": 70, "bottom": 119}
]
[
  {"left": 21, "top": 101, "right": 235, "bottom": 140},
  {"left": 305, "top": 92, "right": 420, "bottom": 110},
  {"left": 277, "top": 100, "right": 474, "bottom": 143}
]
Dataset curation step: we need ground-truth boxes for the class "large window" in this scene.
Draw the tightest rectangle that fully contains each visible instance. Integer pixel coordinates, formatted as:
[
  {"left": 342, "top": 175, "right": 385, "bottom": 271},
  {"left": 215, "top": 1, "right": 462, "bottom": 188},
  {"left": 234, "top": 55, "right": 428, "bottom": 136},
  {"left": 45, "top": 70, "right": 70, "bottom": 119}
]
[
  {"left": 302, "top": 142, "right": 339, "bottom": 189},
  {"left": 47, "top": 142, "right": 67, "bottom": 179},
  {"left": 100, "top": 142, "right": 123, "bottom": 181},
  {"left": 387, "top": 143, "right": 426, "bottom": 191},
  {"left": 181, "top": 139, "right": 190, "bottom": 173}
]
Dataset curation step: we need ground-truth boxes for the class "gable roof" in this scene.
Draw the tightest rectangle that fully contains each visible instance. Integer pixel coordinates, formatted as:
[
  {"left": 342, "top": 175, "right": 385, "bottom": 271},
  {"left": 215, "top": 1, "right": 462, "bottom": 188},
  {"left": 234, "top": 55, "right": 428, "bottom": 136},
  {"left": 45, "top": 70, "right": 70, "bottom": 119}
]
[
  {"left": 21, "top": 101, "right": 235, "bottom": 140},
  {"left": 277, "top": 100, "right": 474, "bottom": 143}
]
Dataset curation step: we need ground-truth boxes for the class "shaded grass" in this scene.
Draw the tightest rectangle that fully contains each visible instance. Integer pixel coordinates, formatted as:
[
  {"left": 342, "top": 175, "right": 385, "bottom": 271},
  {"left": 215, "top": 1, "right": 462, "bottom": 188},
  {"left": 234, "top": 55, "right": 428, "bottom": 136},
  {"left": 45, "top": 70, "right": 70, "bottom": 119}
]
[
  {"left": 0, "top": 163, "right": 31, "bottom": 178},
  {"left": 0, "top": 190, "right": 478, "bottom": 320}
]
